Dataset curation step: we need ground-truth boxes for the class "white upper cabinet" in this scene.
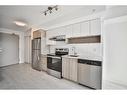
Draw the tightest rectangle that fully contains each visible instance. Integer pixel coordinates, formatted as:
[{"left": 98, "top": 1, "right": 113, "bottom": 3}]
[
  {"left": 66, "top": 25, "right": 73, "bottom": 38},
  {"left": 46, "top": 18, "right": 101, "bottom": 43},
  {"left": 59, "top": 27, "right": 66, "bottom": 35},
  {"left": 53, "top": 28, "right": 60, "bottom": 36},
  {"left": 72, "top": 23, "right": 81, "bottom": 37},
  {"left": 80, "top": 21, "right": 90, "bottom": 36},
  {"left": 46, "top": 30, "right": 56, "bottom": 45},
  {"left": 90, "top": 19, "right": 101, "bottom": 35},
  {"left": 52, "top": 27, "right": 66, "bottom": 37}
]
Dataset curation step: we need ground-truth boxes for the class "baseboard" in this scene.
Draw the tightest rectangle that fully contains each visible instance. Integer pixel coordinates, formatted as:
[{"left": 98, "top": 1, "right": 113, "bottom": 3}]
[
  {"left": 103, "top": 79, "right": 127, "bottom": 89},
  {"left": 0, "top": 63, "right": 19, "bottom": 68}
]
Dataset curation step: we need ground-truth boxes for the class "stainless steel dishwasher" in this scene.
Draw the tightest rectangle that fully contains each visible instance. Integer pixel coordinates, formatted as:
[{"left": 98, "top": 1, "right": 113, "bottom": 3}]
[{"left": 78, "top": 59, "right": 102, "bottom": 89}]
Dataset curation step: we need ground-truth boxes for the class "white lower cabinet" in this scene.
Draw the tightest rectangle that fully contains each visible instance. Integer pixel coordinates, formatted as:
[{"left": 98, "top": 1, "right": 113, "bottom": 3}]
[
  {"left": 62, "top": 58, "right": 70, "bottom": 79},
  {"left": 69, "top": 58, "right": 78, "bottom": 82},
  {"left": 62, "top": 57, "right": 78, "bottom": 82}
]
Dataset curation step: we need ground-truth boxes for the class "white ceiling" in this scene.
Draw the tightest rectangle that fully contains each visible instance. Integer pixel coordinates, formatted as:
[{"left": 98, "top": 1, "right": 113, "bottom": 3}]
[{"left": 0, "top": 5, "right": 106, "bottom": 32}]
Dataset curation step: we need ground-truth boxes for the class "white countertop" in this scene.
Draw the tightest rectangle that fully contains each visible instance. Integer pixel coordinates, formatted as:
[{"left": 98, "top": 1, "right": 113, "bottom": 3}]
[
  {"left": 42, "top": 53, "right": 102, "bottom": 61},
  {"left": 62, "top": 54, "right": 102, "bottom": 61},
  {"left": 62, "top": 55, "right": 80, "bottom": 59}
]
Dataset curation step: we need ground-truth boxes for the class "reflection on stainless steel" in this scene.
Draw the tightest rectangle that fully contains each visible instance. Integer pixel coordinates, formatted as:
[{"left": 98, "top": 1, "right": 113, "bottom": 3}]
[
  {"left": 47, "top": 48, "right": 69, "bottom": 78},
  {"left": 0, "top": 49, "right": 3, "bottom": 53},
  {"left": 32, "top": 37, "right": 41, "bottom": 71},
  {"left": 78, "top": 59, "right": 102, "bottom": 89}
]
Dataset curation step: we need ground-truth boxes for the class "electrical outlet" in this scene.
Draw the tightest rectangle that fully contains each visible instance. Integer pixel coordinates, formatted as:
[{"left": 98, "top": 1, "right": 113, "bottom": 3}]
[{"left": 93, "top": 48, "right": 97, "bottom": 52}]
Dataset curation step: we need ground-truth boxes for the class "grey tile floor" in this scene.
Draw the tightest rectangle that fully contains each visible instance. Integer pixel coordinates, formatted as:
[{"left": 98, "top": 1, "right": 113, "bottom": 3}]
[{"left": 0, "top": 63, "right": 90, "bottom": 89}]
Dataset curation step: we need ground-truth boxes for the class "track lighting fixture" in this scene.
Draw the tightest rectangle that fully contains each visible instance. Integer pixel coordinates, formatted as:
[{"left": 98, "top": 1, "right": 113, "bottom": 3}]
[{"left": 42, "top": 5, "right": 58, "bottom": 16}]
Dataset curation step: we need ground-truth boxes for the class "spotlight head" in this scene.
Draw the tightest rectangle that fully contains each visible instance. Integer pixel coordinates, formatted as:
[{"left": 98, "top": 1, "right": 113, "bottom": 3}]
[
  {"left": 44, "top": 12, "right": 47, "bottom": 16},
  {"left": 48, "top": 7, "right": 52, "bottom": 10},
  {"left": 55, "top": 7, "right": 58, "bottom": 11}
]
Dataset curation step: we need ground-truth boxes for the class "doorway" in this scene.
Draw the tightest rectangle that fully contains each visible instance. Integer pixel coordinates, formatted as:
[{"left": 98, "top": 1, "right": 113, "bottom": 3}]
[{"left": 0, "top": 33, "right": 19, "bottom": 67}]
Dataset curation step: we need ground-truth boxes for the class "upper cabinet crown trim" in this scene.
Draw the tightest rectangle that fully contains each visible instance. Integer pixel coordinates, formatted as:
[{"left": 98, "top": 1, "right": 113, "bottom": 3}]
[{"left": 104, "top": 15, "right": 127, "bottom": 25}]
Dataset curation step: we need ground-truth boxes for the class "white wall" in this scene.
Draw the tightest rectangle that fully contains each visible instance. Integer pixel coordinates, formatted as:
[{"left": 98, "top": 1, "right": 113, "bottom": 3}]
[
  {"left": 24, "top": 28, "right": 32, "bottom": 63},
  {"left": 102, "top": 6, "right": 127, "bottom": 89},
  {"left": 103, "top": 15, "right": 127, "bottom": 88},
  {"left": 49, "top": 41, "right": 102, "bottom": 61},
  {"left": 0, "top": 33, "right": 19, "bottom": 67},
  {"left": 0, "top": 28, "right": 24, "bottom": 63},
  {"left": 105, "top": 6, "right": 127, "bottom": 19}
]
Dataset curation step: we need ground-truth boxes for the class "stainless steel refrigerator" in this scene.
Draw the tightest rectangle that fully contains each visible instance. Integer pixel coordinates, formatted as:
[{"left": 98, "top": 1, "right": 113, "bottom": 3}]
[{"left": 32, "top": 37, "right": 41, "bottom": 71}]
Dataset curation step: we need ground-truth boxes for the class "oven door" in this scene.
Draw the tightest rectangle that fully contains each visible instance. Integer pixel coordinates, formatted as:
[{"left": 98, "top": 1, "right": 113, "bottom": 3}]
[{"left": 47, "top": 56, "right": 62, "bottom": 72}]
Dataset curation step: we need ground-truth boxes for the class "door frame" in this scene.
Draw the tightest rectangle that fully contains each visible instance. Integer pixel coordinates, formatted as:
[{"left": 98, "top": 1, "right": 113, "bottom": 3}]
[
  {"left": 0, "top": 28, "right": 24, "bottom": 64},
  {"left": 0, "top": 32, "right": 19, "bottom": 67}
]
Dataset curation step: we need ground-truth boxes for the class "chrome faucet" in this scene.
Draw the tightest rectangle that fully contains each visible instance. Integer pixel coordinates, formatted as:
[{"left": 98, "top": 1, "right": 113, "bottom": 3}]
[{"left": 72, "top": 46, "right": 77, "bottom": 55}]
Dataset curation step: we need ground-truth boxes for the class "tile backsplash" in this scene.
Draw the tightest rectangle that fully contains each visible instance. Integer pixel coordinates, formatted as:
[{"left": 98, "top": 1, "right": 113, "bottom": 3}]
[{"left": 49, "top": 41, "right": 102, "bottom": 59}]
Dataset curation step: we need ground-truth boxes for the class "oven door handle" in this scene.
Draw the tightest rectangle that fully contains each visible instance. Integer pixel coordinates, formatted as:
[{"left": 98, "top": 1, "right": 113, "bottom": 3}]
[{"left": 47, "top": 56, "right": 61, "bottom": 59}]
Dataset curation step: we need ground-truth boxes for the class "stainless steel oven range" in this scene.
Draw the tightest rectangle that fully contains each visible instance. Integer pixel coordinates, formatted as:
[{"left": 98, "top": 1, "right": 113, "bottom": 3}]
[{"left": 47, "top": 48, "right": 69, "bottom": 78}]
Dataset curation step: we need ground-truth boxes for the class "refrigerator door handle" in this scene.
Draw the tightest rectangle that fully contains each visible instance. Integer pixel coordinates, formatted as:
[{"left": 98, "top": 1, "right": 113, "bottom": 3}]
[
  {"left": 0, "top": 49, "right": 3, "bottom": 53},
  {"left": 38, "top": 56, "right": 40, "bottom": 60}
]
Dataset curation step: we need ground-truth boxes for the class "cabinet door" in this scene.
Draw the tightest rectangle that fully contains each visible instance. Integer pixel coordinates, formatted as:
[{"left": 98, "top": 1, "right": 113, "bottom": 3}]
[
  {"left": 41, "top": 37, "right": 47, "bottom": 54},
  {"left": 62, "top": 58, "right": 70, "bottom": 79},
  {"left": 52, "top": 28, "right": 61, "bottom": 36},
  {"left": 80, "top": 21, "right": 90, "bottom": 36},
  {"left": 69, "top": 58, "right": 78, "bottom": 82},
  {"left": 51, "top": 29, "right": 57, "bottom": 37},
  {"left": 66, "top": 25, "right": 73, "bottom": 38},
  {"left": 59, "top": 27, "right": 66, "bottom": 35},
  {"left": 33, "top": 31, "right": 41, "bottom": 39},
  {"left": 40, "top": 56, "right": 47, "bottom": 71},
  {"left": 46, "top": 30, "right": 56, "bottom": 45},
  {"left": 42, "top": 57, "right": 47, "bottom": 71},
  {"left": 72, "top": 23, "right": 81, "bottom": 37},
  {"left": 90, "top": 19, "right": 101, "bottom": 35}
]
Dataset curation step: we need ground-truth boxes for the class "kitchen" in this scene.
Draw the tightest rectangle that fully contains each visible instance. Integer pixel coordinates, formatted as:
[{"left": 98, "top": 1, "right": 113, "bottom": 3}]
[
  {"left": 31, "top": 13, "right": 102, "bottom": 89},
  {"left": 0, "top": 5, "right": 127, "bottom": 90}
]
